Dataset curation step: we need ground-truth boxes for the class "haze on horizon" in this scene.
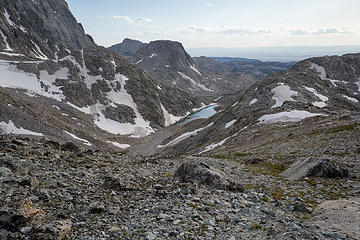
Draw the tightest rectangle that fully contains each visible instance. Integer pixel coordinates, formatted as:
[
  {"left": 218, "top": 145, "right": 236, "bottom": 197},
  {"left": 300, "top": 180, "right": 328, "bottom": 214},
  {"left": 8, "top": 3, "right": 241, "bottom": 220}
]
[{"left": 66, "top": 0, "right": 360, "bottom": 59}]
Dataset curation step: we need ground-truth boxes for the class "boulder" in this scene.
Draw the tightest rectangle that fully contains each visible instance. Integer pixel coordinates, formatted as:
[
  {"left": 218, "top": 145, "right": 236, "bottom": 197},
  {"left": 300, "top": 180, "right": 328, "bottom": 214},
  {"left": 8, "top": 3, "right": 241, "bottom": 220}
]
[
  {"left": 173, "top": 162, "right": 243, "bottom": 191},
  {"left": 280, "top": 158, "right": 349, "bottom": 181},
  {"left": 60, "top": 142, "right": 81, "bottom": 152},
  {"left": 309, "top": 198, "right": 360, "bottom": 240},
  {"left": 102, "top": 176, "right": 138, "bottom": 191}
]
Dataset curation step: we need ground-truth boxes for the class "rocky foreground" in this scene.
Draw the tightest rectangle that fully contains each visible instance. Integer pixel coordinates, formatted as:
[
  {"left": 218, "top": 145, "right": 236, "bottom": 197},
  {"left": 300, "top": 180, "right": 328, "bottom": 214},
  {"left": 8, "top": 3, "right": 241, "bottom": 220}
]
[{"left": 0, "top": 135, "right": 359, "bottom": 240}]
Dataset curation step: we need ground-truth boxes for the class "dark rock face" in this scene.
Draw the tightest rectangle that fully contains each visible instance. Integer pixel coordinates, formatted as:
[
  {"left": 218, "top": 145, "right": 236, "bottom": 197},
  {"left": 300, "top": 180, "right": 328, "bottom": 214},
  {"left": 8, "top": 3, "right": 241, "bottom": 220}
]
[
  {"left": 108, "top": 38, "right": 147, "bottom": 59},
  {"left": 280, "top": 158, "right": 349, "bottom": 181},
  {"left": 104, "top": 105, "right": 136, "bottom": 124},
  {"left": 173, "top": 162, "right": 243, "bottom": 191},
  {"left": 0, "top": 0, "right": 94, "bottom": 60},
  {"left": 60, "top": 142, "right": 80, "bottom": 152}
]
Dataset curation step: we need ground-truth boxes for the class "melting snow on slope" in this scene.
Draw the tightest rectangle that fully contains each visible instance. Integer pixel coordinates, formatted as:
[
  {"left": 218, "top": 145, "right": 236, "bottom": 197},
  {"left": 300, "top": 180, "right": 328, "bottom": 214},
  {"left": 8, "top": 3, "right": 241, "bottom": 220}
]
[
  {"left": 271, "top": 84, "right": 298, "bottom": 108},
  {"left": 225, "top": 119, "right": 237, "bottom": 129},
  {"left": 304, "top": 86, "right": 328, "bottom": 108},
  {"left": 178, "top": 71, "right": 214, "bottom": 92},
  {"left": 342, "top": 95, "right": 359, "bottom": 103},
  {"left": 64, "top": 131, "right": 91, "bottom": 146},
  {"left": 160, "top": 102, "right": 183, "bottom": 126},
  {"left": 355, "top": 81, "right": 360, "bottom": 92},
  {"left": 190, "top": 65, "right": 202, "bottom": 75},
  {"left": 310, "top": 63, "right": 348, "bottom": 87},
  {"left": 158, "top": 123, "right": 213, "bottom": 148},
  {"left": 150, "top": 53, "right": 157, "bottom": 58},
  {"left": 0, "top": 61, "right": 67, "bottom": 101},
  {"left": 0, "top": 120, "right": 43, "bottom": 136},
  {"left": 198, "top": 125, "right": 249, "bottom": 154},
  {"left": 135, "top": 59, "right": 143, "bottom": 64},
  {"left": 107, "top": 141, "right": 130, "bottom": 149},
  {"left": 232, "top": 101, "right": 239, "bottom": 107},
  {"left": 4, "top": 9, "right": 16, "bottom": 28},
  {"left": 249, "top": 99, "right": 258, "bottom": 105},
  {"left": 258, "top": 110, "right": 326, "bottom": 124},
  {"left": 0, "top": 29, "right": 12, "bottom": 51}
]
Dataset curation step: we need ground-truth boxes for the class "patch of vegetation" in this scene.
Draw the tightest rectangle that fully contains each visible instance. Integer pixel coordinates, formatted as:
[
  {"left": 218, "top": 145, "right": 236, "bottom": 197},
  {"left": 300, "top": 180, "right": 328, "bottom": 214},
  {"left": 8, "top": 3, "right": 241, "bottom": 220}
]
[
  {"left": 309, "top": 123, "right": 358, "bottom": 136},
  {"left": 329, "top": 152, "right": 349, "bottom": 157},
  {"left": 233, "top": 152, "right": 251, "bottom": 157},
  {"left": 271, "top": 187, "right": 284, "bottom": 200},
  {"left": 250, "top": 223, "right": 262, "bottom": 230}
]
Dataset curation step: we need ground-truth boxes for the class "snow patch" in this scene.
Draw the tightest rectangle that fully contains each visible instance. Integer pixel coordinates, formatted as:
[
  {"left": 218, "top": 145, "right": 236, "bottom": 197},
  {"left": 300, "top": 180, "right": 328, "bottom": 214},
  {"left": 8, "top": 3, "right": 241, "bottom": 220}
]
[
  {"left": 225, "top": 119, "right": 237, "bottom": 129},
  {"left": 160, "top": 102, "right": 183, "bottom": 126},
  {"left": 64, "top": 131, "right": 91, "bottom": 146},
  {"left": 107, "top": 141, "right": 130, "bottom": 149},
  {"left": 135, "top": 59, "right": 143, "bottom": 64},
  {"left": 232, "top": 101, "right": 239, "bottom": 107},
  {"left": 178, "top": 71, "right": 214, "bottom": 92},
  {"left": 310, "top": 63, "right": 348, "bottom": 87},
  {"left": 158, "top": 123, "right": 213, "bottom": 148},
  {"left": 198, "top": 125, "right": 249, "bottom": 154},
  {"left": 149, "top": 53, "right": 157, "bottom": 58},
  {"left": 0, "top": 52, "right": 25, "bottom": 57},
  {"left": 190, "top": 65, "right": 202, "bottom": 75},
  {"left": 355, "top": 81, "right": 360, "bottom": 92},
  {"left": 0, "top": 29, "right": 12, "bottom": 51},
  {"left": 258, "top": 110, "right": 326, "bottom": 124},
  {"left": 0, "top": 120, "right": 43, "bottom": 136},
  {"left": 31, "top": 41, "right": 48, "bottom": 60},
  {"left": 342, "top": 95, "right": 359, "bottom": 103},
  {"left": 249, "top": 99, "right": 258, "bottom": 105},
  {"left": 271, "top": 85, "right": 298, "bottom": 108},
  {"left": 304, "top": 86, "right": 328, "bottom": 108},
  {"left": 0, "top": 61, "right": 67, "bottom": 101},
  {"left": 4, "top": 9, "right": 16, "bottom": 28}
]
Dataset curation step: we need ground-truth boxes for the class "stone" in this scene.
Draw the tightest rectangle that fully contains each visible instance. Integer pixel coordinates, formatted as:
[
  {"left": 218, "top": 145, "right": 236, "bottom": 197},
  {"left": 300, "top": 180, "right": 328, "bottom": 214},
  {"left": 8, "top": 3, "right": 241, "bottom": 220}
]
[
  {"left": 102, "top": 176, "right": 138, "bottom": 191},
  {"left": 60, "top": 142, "right": 81, "bottom": 152},
  {"left": 309, "top": 198, "right": 360, "bottom": 240},
  {"left": 173, "top": 162, "right": 243, "bottom": 191},
  {"left": 0, "top": 167, "right": 12, "bottom": 176},
  {"left": 280, "top": 158, "right": 349, "bottom": 181}
]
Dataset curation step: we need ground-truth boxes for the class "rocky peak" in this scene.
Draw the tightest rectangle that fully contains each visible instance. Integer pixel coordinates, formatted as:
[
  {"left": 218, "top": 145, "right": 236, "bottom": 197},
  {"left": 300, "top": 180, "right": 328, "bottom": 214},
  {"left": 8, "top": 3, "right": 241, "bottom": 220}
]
[
  {"left": 0, "top": 0, "right": 94, "bottom": 60},
  {"left": 108, "top": 38, "right": 147, "bottom": 59}
]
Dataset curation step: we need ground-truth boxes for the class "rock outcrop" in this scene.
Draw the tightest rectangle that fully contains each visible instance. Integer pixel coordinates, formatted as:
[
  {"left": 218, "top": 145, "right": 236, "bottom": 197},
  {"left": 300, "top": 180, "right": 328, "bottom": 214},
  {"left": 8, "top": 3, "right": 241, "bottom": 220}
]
[
  {"left": 108, "top": 38, "right": 147, "bottom": 59},
  {"left": 280, "top": 158, "right": 349, "bottom": 181},
  {"left": 174, "top": 162, "right": 243, "bottom": 191}
]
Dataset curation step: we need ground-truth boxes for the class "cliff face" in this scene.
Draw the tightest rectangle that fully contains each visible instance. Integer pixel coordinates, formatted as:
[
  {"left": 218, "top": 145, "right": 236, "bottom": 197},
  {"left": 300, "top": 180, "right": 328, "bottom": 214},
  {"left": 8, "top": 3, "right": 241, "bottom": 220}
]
[{"left": 0, "top": 0, "right": 94, "bottom": 60}]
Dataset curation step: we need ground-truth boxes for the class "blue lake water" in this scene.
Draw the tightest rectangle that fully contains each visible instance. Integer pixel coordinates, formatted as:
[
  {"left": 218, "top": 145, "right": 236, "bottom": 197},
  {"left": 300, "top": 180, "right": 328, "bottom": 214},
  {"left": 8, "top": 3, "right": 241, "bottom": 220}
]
[{"left": 178, "top": 104, "right": 218, "bottom": 126}]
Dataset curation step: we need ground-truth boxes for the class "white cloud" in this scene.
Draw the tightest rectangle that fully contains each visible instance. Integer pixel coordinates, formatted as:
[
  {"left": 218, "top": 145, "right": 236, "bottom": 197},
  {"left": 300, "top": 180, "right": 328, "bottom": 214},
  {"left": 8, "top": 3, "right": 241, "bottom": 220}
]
[
  {"left": 113, "top": 16, "right": 133, "bottom": 24},
  {"left": 206, "top": 3, "right": 213, "bottom": 7},
  {"left": 181, "top": 26, "right": 272, "bottom": 35},
  {"left": 290, "top": 28, "right": 351, "bottom": 35},
  {"left": 137, "top": 17, "right": 153, "bottom": 23}
]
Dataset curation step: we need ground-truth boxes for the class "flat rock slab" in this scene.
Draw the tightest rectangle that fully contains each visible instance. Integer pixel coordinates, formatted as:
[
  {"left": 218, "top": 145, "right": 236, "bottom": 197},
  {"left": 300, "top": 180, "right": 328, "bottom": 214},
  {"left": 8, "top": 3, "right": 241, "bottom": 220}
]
[
  {"left": 310, "top": 198, "right": 360, "bottom": 240},
  {"left": 280, "top": 157, "right": 349, "bottom": 181}
]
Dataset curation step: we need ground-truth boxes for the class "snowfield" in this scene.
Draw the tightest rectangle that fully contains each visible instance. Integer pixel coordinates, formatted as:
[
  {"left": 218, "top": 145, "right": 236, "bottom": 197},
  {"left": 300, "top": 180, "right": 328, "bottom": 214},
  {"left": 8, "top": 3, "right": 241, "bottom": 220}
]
[
  {"left": 0, "top": 120, "right": 43, "bottom": 136},
  {"left": 271, "top": 84, "right": 298, "bottom": 108},
  {"left": 258, "top": 110, "right": 326, "bottom": 124},
  {"left": 178, "top": 71, "right": 213, "bottom": 92}
]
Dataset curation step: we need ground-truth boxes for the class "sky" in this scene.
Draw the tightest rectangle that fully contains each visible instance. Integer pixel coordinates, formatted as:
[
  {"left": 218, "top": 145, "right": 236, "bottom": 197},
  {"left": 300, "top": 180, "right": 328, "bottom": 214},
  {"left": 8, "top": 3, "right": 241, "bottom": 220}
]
[{"left": 66, "top": 0, "right": 360, "bottom": 50}]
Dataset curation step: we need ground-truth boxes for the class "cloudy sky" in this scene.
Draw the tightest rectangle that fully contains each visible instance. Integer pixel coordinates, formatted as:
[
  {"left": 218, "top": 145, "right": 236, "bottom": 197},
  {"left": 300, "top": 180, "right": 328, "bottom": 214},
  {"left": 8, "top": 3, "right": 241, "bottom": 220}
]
[{"left": 66, "top": 0, "right": 360, "bottom": 48}]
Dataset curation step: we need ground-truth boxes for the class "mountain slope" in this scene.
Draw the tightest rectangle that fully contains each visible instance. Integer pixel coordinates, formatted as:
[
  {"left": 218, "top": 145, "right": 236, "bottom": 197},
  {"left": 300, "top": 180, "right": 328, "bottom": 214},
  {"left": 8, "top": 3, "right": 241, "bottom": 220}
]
[
  {"left": 0, "top": 0, "right": 203, "bottom": 149},
  {"left": 131, "top": 40, "right": 257, "bottom": 96},
  {"left": 158, "top": 54, "right": 360, "bottom": 155},
  {"left": 108, "top": 38, "right": 147, "bottom": 59}
]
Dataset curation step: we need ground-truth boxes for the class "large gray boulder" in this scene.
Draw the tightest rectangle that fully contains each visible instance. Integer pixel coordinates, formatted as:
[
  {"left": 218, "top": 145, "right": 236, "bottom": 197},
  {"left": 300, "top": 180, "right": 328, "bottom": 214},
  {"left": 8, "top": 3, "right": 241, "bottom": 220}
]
[
  {"left": 173, "top": 162, "right": 243, "bottom": 191},
  {"left": 280, "top": 158, "right": 349, "bottom": 181},
  {"left": 309, "top": 198, "right": 360, "bottom": 240}
]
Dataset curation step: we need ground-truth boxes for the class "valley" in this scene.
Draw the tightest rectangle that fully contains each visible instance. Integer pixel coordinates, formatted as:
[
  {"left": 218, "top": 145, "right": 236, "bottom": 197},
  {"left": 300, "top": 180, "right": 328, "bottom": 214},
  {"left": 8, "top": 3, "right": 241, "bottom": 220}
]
[{"left": 0, "top": 0, "right": 359, "bottom": 239}]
